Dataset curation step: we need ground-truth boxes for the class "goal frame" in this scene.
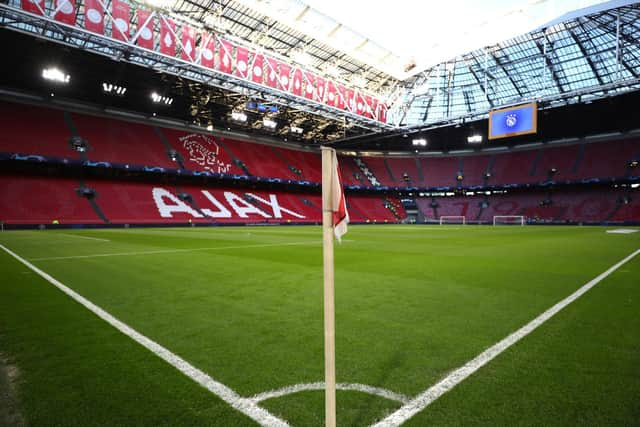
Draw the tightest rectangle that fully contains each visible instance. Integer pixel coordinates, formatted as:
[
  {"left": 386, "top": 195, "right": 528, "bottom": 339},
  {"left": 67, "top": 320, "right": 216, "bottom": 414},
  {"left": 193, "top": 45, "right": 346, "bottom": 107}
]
[
  {"left": 493, "top": 215, "right": 525, "bottom": 226},
  {"left": 439, "top": 215, "right": 466, "bottom": 225}
]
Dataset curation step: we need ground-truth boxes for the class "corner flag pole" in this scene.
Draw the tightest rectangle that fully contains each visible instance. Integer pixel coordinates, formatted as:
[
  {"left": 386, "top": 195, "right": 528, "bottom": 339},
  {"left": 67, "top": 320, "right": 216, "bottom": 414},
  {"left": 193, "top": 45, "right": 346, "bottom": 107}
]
[{"left": 321, "top": 146, "right": 336, "bottom": 427}]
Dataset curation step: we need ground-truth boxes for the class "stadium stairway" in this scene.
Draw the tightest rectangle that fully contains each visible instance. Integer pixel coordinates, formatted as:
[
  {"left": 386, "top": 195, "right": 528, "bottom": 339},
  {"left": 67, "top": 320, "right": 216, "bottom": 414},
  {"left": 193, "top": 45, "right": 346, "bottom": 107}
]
[
  {"left": 173, "top": 185, "right": 213, "bottom": 222},
  {"left": 279, "top": 150, "right": 322, "bottom": 182},
  {"left": 154, "top": 127, "right": 186, "bottom": 169},
  {"left": 215, "top": 139, "right": 253, "bottom": 176},
  {"left": 475, "top": 197, "right": 488, "bottom": 222},
  {"left": 529, "top": 149, "right": 543, "bottom": 178},
  {"left": 624, "top": 146, "right": 640, "bottom": 178},
  {"left": 430, "top": 197, "right": 439, "bottom": 220},
  {"left": 299, "top": 197, "right": 323, "bottom": 216},
  {"left": 62, "top": 111, "right": 90, "bottom": 162},
  {"left": 353, "top": 157, "right": 382, "bottom": 186},
  {"left": 456, "top": 158, "right": 464, "bottom": 189},
  {"left": 348, "top": 159, "right": 366, "bottom": 185},
  {"left": 483, "top": 155, "right": 496, "bottom": 186},
  {"left": 244, "top": 194, "right": 275, "bottom": 219},
  {"left": 269, "top": 146, "right": 303, "bottom": 179},
  {"left": 347, "top": 157, "right": 368, "bottom": 185},
  {"left": 383, "top": 158, "right": 397, "bottom": 184},
  {"left": 415, "top": 157, "right": 425, "bottom": 183},
  {"left": 384, "top": 198, "right": 404, "bottom": 221},
  {"left": 76, "top": 178, "right": 109, "bottom": 223},
  {"left": 571, "top": 143, "right": 586, "bottom": 175}
]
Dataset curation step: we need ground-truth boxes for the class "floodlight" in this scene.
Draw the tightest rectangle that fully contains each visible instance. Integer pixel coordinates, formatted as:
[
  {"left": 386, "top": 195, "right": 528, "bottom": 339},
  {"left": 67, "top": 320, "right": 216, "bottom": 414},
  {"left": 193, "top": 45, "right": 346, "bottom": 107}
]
[
  {"left": 151, "top": 92, "right": 173, "bottom": 105},
  {"left": 42, "top": 67, "right": 70, "bottom": 83},
  {"left": 467, "top": 134, "right": 483, "bottom": 143},
  {"left": 263, "top": 118, "right": 277, "bottom": 129},
  {"left": 412, "top": 138, "right": 427, "bottom": 146},
  {"left": 231, "top": 111, "right": 247, "bottom": 122},
  {"left": 102, "top": 82, "right": 127, "bottom": 96}
]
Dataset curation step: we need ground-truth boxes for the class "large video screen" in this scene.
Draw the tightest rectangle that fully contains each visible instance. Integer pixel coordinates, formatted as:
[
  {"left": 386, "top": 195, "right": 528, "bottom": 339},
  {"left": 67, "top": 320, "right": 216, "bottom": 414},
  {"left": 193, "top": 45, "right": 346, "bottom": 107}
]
[{"left": 489, "top": 102, "right": 537, "bottom": 140}]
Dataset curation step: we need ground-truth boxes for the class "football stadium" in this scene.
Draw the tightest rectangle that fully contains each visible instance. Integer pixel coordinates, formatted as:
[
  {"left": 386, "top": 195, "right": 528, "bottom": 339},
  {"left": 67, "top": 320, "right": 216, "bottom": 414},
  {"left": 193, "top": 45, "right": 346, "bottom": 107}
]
[{"left": 0, "top": 0, "right": 639, "bottom": 426}]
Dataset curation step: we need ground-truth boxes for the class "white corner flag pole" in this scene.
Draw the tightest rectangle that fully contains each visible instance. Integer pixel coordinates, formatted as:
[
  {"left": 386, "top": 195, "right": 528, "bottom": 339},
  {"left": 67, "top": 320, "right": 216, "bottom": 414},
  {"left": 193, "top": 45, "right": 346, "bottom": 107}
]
[{"left": 321, "top": 146, "right": 337, "bottom": 427}]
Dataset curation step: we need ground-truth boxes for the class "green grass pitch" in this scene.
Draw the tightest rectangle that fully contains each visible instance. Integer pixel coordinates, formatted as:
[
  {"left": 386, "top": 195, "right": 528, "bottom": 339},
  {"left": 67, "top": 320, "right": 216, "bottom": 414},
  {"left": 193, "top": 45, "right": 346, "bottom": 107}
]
[{"left": 1, "top": 225, "right": 639, "bottom": 426}]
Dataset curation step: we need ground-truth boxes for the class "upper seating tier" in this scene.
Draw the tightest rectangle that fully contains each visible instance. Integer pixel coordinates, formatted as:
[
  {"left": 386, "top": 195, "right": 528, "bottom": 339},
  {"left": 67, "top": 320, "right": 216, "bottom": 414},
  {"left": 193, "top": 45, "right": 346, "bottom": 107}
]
[
  {"left": 0, "top": 175, "right": 102, "bottom": 224},
  {"left": 1, "top": 101, "right": 638, "bottom": 188}
]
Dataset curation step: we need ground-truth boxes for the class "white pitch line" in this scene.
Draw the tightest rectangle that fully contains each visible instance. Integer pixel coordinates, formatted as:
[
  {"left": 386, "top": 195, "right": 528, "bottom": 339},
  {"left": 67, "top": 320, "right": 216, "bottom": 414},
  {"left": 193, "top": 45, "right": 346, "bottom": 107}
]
[
  {"left": 0, "top": 244, "right": 289, "bottom": 427},
  {"left": 250, "top": 382, "right": 410, "bottom": 404},
  {"left": 371, "top": 248, "right": 640, "bottom": 427},
  {"left": 29, "top": 241, "right": 318, "bottom": 261},
  {"left": 360, "top": 227, "right": 461, "bottom": 231},
  {"left": 58, "top": 233, "right": 111, "bottom": 242}
]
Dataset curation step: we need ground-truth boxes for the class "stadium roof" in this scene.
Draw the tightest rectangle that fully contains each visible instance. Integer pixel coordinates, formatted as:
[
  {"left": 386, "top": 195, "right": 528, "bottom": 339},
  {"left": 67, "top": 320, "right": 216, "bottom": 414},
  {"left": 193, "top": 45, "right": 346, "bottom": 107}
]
[
  {"left": 387, "top": 0, "right": 640, "bottom": 128},
  {"left": 0, "top": 0, "right": 638, "bottom": 145},
  {"left": 248, "top": 0, "right": 617, "bottom": 80}
]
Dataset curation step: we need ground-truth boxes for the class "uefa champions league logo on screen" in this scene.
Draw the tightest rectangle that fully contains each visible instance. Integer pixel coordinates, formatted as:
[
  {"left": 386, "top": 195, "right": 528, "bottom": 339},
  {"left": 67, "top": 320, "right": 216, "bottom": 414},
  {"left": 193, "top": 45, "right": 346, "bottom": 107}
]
[{"left": 505, "top": 113, "right": 517, "bottom": 128}]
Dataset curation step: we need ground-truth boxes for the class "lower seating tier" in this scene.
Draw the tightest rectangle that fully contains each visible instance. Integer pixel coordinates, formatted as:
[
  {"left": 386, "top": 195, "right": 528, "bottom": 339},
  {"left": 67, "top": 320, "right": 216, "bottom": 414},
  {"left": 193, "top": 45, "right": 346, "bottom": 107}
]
[
  {"left": 2, "top": 175, "right": 635, "bottom": 225},
  {"left": 416, "top": 187, "right": 639, "bottom": 223},
  {"left": 0, "top": 175, "right": 402, "bottom": 225}
]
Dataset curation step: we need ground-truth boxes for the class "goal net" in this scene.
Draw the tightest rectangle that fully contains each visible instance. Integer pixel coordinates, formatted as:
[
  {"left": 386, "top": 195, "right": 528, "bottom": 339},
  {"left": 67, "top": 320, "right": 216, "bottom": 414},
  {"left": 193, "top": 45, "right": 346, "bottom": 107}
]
[
  {"left": 493, "top": 215, "right": 525, "bottom": 226},
  {"left": 439, "top": 216, "right": 466, "bottom": 225}
]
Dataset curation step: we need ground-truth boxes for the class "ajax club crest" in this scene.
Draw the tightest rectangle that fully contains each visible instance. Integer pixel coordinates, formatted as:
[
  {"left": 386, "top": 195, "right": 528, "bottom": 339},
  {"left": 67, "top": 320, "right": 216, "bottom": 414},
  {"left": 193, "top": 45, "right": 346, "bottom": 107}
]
[{"left": 180, "top": 134, "right": 232, "bottom": 173}]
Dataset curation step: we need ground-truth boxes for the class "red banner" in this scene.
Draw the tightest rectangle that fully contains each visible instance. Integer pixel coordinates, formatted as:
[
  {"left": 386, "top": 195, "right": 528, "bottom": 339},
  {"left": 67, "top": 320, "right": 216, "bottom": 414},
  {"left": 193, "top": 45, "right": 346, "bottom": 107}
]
[
  {"left": 355, "top": 91, "right": 365, "bottom": 115},
  {"left": 363, "top": 95, "right": 374, "bottom": 118},
  {"left": 218, "top": 39, "right": 233, "bottom": 74},
  {"left": 346, "top": 88, "right": 356, "bottom": 112},
  {"left": 251, "top": 54, "right": 264, "bottom": 83},
  {"left": 84, "top": 0, "right": 104, "bottom": 34},
  {"left": 181, "top": 25, "right": 196, "bottom": 62},
  {"left": 159, "top": 16, "right": 176, "bottom": 56},
  {"left": 326, "top": 80, "right": 336, "bottom": 106},
  {"left": 379, "top": 103, "right": 388, "bottom": 123},
  {"left": 21, "top": 0, "right": 45, "bottom": 15},
  {"left": 235, "top": 46, "right": 249, "bottom": 78},
  {"left": 54, "top": 0, "right": 76, "bottom": 25},
  {"left": 291, "top": 69, "right": 303, "bottom": 96},
  {"left": 279, "top": 63, "right": 291, "bottom": 91},
  {"left": 336, "top": 84, "right": 346, "bottom": 109},
  {"left": 199, "top": 32, "right": 215, "bottom": 68},
  {"left": 136, "top": 9, "right": 154, "bottom": 49},
  {"left": 111, "top": 0, "right": 130, "bottom": 41},
  {"left": 303, "top": 71, "right": 315, "bottom": 100},
  {"left": 315, "top": 76, "right": 325, "bottom": 102},
  {"left": 371, "top": 97, "right": 379, "bottom": 120},
  {"left": 265, "top": 57, "right": 279, "bottom": 88}
]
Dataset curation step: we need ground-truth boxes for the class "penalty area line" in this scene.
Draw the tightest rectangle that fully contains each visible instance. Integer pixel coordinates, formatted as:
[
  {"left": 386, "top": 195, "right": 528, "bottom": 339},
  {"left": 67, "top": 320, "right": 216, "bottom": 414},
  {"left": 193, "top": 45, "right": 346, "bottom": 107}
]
[
  {"left": 371, "top": 248, "right": 640, "bottom": 427},
  {"left": 58, "top": 233, "right": 110, "bottom": 242},
  {"left": 29, "top": 241, "right": 318, "bottom": 261},
  {"left": 0, "top": 244, "right": 289, "bottom": 427}
]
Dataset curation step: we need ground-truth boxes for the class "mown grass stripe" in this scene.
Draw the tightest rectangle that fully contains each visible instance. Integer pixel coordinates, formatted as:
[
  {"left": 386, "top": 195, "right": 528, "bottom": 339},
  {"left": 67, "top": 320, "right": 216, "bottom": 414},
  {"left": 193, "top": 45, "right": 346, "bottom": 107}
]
[
  {"left": 0, "top": 244, "right": 290, "bottom": 427},
  {"left": 371, "top": 248, "right": 640, "bottom": 427}
]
